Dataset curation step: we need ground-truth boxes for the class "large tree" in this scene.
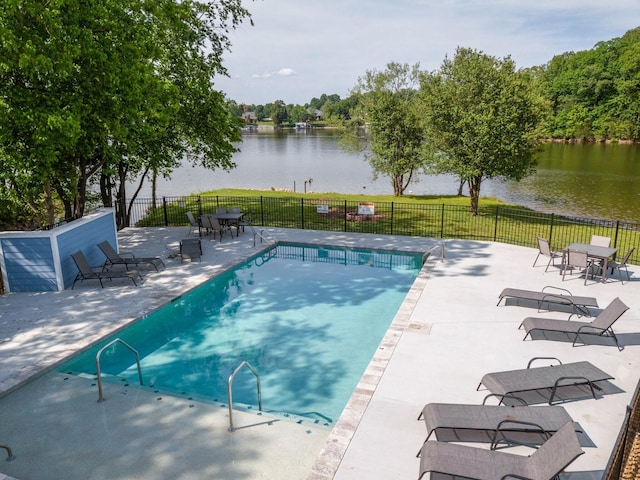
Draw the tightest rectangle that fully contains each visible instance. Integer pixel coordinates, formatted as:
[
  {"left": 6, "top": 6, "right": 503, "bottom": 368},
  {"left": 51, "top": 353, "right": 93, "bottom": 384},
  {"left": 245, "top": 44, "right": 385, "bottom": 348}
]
[
  {"left": 419, "top": 48, "right": 546, "bottom": 214},
  {"left": 0, "top": 0, "right": 250, "bottom": 229},
  {"left": 349, "top": 62, "right": 430, "bottom": 196}
]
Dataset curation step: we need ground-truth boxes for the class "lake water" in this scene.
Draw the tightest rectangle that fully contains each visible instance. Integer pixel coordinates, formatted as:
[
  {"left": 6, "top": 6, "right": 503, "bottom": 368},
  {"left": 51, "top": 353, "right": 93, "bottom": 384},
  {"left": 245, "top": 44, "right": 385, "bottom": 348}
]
[{"left": 133, "top": 130, "right": 640, "bottom": 223}]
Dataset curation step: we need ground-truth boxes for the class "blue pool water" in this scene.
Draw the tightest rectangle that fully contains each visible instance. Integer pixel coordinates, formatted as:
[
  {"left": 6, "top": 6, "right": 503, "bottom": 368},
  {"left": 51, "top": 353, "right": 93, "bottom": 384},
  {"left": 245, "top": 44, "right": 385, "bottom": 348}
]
[{"left": 59, "top": 243, "right": 422, "bottom": 426}]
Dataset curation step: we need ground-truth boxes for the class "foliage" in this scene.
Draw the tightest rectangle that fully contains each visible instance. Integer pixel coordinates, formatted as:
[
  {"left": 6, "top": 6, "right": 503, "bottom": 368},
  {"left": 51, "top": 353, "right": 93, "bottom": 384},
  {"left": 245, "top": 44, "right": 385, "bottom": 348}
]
[
  {"left": 0, "top": 0, "right": 250, "bottom": 229},
  {"left": 347, "top": 62, "right": 430, "bottom": 196},
  {"left": 419, "top": 47, "right": 546, "bottom": 215},
  {"left": 543, "top": 27, "right": 640, "bottom": 141}
]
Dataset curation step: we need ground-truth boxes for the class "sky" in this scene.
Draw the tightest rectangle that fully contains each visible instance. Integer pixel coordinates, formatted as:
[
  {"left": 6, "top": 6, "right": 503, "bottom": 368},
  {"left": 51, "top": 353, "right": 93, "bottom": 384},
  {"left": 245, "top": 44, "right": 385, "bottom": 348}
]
[{"left": 213, "top": 0, "right": 640, "bottom": 106}]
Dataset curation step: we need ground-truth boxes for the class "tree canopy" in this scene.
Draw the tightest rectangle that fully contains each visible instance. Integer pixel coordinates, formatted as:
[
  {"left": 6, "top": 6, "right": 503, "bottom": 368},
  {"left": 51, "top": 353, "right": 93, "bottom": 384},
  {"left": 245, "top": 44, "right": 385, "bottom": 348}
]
[
  {"left": 419, "top": 48, "right": 546, "bottom": 214},
  {"left": 0, "top": 0, "right": 250, "bottom": 229},
  {"left": 348, "top": 62, "right": 430, "bottom": 196}
]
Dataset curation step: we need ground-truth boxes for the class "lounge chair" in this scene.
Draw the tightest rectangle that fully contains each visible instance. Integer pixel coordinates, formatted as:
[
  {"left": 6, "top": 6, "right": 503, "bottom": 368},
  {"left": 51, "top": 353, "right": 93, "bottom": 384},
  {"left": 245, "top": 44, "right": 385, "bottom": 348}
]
[
  {"left": 97, "top": 241, "right": 165, "bottom": 272},
  {"left": 418, "top": 422, "right": 583, "bottom": 480},
  {"left": 71, "top": 251, "right": 142, "bottom": 289},
  {"left": 477, "top": 357, "right": 614, "bottom": 405},
  {"left": 416, "top": 403, "right": 578, "bottom": 454},
  {"left": 520, "top": 297, "right": 629, "bottom": 350},
  {"left": 498, "top": 286, "right": 598, "bottom": 317},
  {"left": 533, "top": 237, "right": 561, "bottom": 272}
]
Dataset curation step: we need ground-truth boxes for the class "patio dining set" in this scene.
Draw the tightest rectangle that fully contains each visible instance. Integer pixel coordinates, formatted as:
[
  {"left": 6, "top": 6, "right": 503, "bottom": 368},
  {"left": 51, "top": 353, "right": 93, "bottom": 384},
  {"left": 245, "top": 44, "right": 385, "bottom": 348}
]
[{"left": 534, "top": 235, "right": 634, "bottom": 285}]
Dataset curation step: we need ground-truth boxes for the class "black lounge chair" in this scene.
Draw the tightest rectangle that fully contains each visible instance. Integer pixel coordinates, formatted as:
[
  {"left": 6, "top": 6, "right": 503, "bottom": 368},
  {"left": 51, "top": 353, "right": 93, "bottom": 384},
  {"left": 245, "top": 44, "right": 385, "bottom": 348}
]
[
  {"left": 416, "top": 402, "right": 579, "bottom": 454},
  {"left": 477, "top": 357, "right": 614, "bottom": 405},
  {"left": 520, "top": 297, "right": 629, "bottom": 350},
  {"left": 498, "top": 286, "right": 598, "bottom": 317},
  {"left": 97, "top": 241, "right": 165, "bottom": 272},
  {"left": 418, "top": 421, "right": 583, "bottom": 480},
  {"left": 71, "top": 251, "right": 142, "bottom": 289}
]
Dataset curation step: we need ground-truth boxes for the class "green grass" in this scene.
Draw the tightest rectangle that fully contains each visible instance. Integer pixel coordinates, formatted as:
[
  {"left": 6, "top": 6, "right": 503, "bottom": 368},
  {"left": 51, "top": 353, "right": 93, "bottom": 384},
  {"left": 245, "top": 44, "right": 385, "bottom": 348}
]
[{"left": 133, "top": 189, "right": 640, "bottom": 265}]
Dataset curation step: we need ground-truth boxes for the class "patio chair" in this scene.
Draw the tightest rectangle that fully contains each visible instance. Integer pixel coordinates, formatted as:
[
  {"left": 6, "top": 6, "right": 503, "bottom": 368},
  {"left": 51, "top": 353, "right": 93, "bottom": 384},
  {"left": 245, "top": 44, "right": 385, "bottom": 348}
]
[
  {"left": 200, "top": 215, "right": 225, "bottom": 241},
  {"left": 416, "top": 402, "right": 578, "bottom": 454},
  {"left": 608, "top": 247, "right": 634, "bottom": 284},
  {"left": 418, "top": 422, "right": 583, "bottom": 480},
  {"left": 97, "top": 241, "right": 164, "bottom": 272},
  {"left": 497, "top": 286, "right": 598, "bottom": 317},
  {"left": 520, "top": 297, "right": 629, "bottom": 350},
  {"left": 186, "top": 211, "right": 200, "bottom": 237},
  {"left": 71, "top": 251, "right": 142, "bottom": 289},
  {"left": 533, "top": 237, "right": 561, "bottom": 272},
  {"left": 215, "top": 207, "right": 227, "bottom": 214},
  {"left": 590, "top": 235, "right": 611, "bottom": 247},
  {"left": 180, "top": 238, "right": 202, "bottom": 263},
  {"left": 561, "top": 249, "right": 596, "bottom": 285},
  {"left": 477, "top": 357, "right": 614, "bottom": 405}
]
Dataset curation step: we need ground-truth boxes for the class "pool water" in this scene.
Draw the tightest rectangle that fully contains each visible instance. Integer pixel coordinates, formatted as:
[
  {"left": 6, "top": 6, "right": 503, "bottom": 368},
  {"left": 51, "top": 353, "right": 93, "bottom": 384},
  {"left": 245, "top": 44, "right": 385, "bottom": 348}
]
[{"left": 59, "top": 243, "right": 422, "bottom": 426}]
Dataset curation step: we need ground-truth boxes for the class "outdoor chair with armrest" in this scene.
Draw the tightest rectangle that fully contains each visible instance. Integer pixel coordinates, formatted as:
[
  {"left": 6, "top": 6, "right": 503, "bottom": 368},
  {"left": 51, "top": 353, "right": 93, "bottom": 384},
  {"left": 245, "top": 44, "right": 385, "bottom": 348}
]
[
  {"left": 608, "top": 247, "right": 634, "bottom": 284},
  {"left": 562, "top": 249, "right": 596, "bottom": 285},
  {"left": 519, "top": 297, "right": 629, "bottom": 350},
  {"left": 533, "top": 237, "right": 561, "bottom": 272},
  {"left": 590, "top": 235, "right": 611, "bottom": 247},
  {"left": 417, "top": 422, "right": 583, "bottom": 480}
]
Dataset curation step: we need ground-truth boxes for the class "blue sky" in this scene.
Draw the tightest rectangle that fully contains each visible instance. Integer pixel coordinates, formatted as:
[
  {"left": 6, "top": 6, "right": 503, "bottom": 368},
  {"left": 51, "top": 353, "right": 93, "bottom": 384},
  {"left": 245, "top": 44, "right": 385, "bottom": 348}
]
[{"left": 214, "top": 0, "right": 640, "bottom": 105}]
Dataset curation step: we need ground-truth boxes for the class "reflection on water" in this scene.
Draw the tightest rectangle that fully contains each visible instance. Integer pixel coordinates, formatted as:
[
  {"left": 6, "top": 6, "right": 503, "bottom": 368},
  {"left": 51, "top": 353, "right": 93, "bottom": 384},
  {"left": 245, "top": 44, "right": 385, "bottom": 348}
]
[{"left": 134, "top": 130, "right": 640, "bottom": 223}]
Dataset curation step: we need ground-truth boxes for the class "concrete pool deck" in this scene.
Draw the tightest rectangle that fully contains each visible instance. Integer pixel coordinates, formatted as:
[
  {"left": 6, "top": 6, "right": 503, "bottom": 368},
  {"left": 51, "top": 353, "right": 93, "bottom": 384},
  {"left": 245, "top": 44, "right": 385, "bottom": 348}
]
[{"left": 0, "top": 227, "right": 639, "bottom": 479}]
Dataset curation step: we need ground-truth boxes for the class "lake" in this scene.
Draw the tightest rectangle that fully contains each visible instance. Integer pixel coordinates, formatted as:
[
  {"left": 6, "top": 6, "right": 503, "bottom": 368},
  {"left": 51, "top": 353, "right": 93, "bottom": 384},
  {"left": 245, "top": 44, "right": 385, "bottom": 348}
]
[{"left": 133, "top": 129, "right": 640, "bottom": 223}]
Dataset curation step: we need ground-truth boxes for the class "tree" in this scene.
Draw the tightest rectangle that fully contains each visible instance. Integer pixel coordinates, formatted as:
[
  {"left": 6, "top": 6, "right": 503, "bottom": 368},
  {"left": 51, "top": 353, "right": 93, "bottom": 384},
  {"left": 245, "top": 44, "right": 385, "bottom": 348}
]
[
  {"left": 349, "top": 62, "right": 430, "bottom": 196},
  {"left": 0, "top": 0, "right": 250, "bottom": 228},
  {"left": 270, "top": 100, "right": 288, "bottom": 126},
  {"left": 419, "top": 47, "right": 546, "bottom": 215}
]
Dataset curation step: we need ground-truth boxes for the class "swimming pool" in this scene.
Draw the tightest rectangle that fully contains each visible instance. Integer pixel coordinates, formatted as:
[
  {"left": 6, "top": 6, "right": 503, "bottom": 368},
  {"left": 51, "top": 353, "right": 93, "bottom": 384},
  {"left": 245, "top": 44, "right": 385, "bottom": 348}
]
[{"left": 59, "top": 243, "right": 422, "bottom": 426}]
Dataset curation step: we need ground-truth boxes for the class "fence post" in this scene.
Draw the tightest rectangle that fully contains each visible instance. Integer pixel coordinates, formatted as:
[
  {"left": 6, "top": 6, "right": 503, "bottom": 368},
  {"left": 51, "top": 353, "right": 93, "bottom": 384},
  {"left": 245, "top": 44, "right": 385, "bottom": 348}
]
[
  {"left": 440, "top": 204, "right": 445, "bottom": 238},
  {"left": 344, "top": 200, "right": 347, "bottom": 232},
  {"left": 493, "top": 206, "right": 499, "bottom": 242},
  {"left": 162, "top": 197, "right": 169, "bottom": 226},
  {"left": 390, "top": 202, "right": 394, "bottom": 235},
  {"left": 613, "top": 220, "right": 620, "bottom": 249},
  {"left": 549, "top": 213, "right": 555, "bottom": 246},
  {"left": 260, "top": 197, "right": 264, "bottom": 226},
  {"left": 197, "top": 197, "right": 202, "bottom": 217},
  {"left": 301, "top": 197, "right": 305, "bottom": 230}
]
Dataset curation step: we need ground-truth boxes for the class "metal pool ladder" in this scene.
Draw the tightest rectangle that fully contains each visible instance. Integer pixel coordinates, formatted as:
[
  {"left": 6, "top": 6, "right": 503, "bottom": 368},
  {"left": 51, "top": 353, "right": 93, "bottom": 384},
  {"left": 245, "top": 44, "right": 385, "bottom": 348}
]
[
  {"left": 227, "top": 360, "right": 262, "bottom": 431},
  {"left": 95, "top": 338, "right": 144, "bottom": 403}
]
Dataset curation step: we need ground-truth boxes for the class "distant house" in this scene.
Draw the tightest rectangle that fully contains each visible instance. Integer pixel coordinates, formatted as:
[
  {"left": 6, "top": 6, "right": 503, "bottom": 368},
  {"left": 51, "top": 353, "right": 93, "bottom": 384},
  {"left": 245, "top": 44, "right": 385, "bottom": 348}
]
[
  {"left": 241, "top": 105, "right": 258, "bottom": 124},
  {"left": 306, "top": 108, "right": 323, "bottom": 121}
]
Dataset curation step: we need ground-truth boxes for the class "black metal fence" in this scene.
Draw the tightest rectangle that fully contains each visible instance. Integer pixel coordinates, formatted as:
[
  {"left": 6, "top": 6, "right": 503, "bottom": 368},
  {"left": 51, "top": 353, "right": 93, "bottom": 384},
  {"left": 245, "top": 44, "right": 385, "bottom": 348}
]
[{"left": 128, "top": 195, "right": 640, "bottom": 265}]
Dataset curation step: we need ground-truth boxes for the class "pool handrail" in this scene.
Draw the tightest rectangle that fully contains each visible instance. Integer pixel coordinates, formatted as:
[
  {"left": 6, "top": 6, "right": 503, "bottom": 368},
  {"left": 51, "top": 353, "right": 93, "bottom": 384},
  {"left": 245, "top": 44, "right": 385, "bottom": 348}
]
[
  {"left": 228, "top": 360, "right": 262, "bottom": 432},
  {"left": 95, "top": 338, "right": 144, "bottom": 403}
]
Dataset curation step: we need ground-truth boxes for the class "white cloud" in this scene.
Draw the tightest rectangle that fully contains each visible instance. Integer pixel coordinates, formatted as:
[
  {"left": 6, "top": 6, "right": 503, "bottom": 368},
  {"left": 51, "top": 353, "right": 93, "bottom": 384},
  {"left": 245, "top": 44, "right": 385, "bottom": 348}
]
[{"left": 277, "top": 68, "right": 297, "bottom": 77}]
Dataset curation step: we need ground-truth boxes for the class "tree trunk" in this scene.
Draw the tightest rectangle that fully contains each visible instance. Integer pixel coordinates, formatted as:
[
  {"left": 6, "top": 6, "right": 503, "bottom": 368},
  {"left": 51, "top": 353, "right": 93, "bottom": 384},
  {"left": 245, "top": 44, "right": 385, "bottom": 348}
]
[
  {"left": 43, "top": 179, "right": 56, "bottom": 226},
  {"left": 457, "top": 178, "right": 467, "bottom": 196},
  {"left": 469, "top": 175, "right": 482, "bottom": 215}
]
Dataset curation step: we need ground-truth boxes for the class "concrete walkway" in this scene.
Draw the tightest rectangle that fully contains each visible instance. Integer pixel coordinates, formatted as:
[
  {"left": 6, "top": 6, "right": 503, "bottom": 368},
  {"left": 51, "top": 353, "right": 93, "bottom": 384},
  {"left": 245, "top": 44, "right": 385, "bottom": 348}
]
[{"left": 0, "top": 228, "right": 638, "bottom": 480}]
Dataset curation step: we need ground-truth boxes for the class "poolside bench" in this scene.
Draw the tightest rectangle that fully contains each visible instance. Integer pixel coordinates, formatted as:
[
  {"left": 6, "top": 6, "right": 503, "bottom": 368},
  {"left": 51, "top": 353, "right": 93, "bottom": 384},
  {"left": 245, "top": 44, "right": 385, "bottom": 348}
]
[{"left": 180, "top": 238, "right": 202, "bottom": 263}]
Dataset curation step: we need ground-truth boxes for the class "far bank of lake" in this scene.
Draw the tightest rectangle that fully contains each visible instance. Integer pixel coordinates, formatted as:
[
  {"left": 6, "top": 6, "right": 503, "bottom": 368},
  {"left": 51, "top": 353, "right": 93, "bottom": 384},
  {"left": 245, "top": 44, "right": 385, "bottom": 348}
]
[{"left": 132, "top": 130, "right": 640, "bottom": 223}]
